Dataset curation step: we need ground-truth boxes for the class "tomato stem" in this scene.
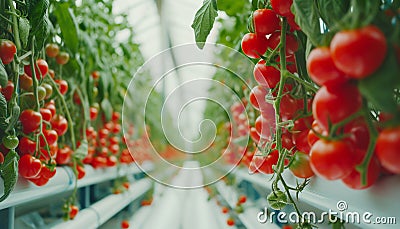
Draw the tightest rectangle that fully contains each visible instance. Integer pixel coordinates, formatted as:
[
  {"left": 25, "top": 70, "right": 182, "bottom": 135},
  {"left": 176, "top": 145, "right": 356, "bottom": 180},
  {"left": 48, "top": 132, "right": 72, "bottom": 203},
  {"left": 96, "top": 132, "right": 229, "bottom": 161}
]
[
  {"left": 7, "top": 0, "right": 21, "bottom": 51},
  {"left": 356, "top": 106, "right": 379, "bottom": 185},
  {"left": 47, "top": 76, "right": 77, "bottom": 151}
]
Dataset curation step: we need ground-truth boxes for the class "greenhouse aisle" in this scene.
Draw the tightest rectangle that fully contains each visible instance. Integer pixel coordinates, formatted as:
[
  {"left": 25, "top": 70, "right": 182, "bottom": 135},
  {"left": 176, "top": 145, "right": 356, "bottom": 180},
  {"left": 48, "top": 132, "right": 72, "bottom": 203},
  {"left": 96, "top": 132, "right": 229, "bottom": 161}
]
[{"left": 140, "top": 161, "right": 221, "bottom": 229}]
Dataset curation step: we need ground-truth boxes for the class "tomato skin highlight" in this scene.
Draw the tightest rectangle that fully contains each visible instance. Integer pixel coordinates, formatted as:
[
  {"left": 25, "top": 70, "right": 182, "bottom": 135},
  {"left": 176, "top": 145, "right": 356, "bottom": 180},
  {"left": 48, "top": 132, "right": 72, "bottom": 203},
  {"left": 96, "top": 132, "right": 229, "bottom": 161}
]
[
  {"left": 331, "top": 25, "right": 387, "bottom": 78},
  {"left": 376, "top": 126, "right": 400, "bottom": 174},
  {"left": 310, "top": 139, "right": 357, "bottom": 180}
]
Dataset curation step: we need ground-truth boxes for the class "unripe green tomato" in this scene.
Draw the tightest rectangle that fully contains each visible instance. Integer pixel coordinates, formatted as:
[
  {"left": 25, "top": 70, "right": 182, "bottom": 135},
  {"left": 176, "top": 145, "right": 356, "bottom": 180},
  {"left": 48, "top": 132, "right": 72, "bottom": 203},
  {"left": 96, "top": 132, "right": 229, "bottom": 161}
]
[
  {"left": 92, "top": 87, "right": 98, "bottom": 98},
  {"left": 37, "top": 86, "right": 47, "bottom": 101},
  {"left": 2, "top": 135, "right": 19, "bottom": 149},
  {"left": 267, "top": 190, "right": 287, "bottom": 210},
  {"left": 42, "top": 83, "right": 53, "bottom": 99}
]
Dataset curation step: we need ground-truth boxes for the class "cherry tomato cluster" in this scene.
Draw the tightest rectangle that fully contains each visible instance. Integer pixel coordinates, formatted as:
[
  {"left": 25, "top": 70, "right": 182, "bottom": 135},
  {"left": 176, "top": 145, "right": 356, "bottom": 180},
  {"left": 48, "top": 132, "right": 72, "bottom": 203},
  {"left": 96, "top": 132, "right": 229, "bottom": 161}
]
[{"left": 239, "top": 3, "right": 315, "bottom": 180}]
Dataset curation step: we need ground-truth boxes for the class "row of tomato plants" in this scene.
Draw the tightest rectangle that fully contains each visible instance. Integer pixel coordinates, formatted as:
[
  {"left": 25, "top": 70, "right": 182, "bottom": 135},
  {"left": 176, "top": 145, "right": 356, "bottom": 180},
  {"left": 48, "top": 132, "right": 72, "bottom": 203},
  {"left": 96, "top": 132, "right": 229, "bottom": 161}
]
[
  {"left": 0, "top": 0, "right": 153, "bottom": 222},
  {"left": 193, "top": 0, "right": 399, "bottom": 228}
]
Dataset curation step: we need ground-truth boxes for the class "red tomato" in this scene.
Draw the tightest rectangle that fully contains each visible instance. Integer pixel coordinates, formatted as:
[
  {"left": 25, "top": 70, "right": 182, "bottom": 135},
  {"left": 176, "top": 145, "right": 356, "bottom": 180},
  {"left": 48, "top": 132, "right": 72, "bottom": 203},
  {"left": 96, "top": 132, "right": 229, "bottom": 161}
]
[
  {"left": 312, "top": 83, "right": 362, "bottom": 131},
  {"left": 292, "top": 130, "right": 311, "bottom": 154},
  {"left": 0, "top": 152, "right": 4, "bottom": 164},
  {"left": 0, "top": 40, "right": 17, "bottom": 64},
  {"left": 331, "top": 25, "right": 387, "bottom": 78},
  {"left": 281, "top": 130, "right": 295, "bottom": 150},
  {"left": 343, "top": 118, "right": 370, "bottom": 151},
  {"left": 252, "top": 149, "right": 279, "bottom": 174},
  {"left": 307, "top": 120, "right": 324, "bottom": 147},
  {"left": 24, "top": 59, "right": 49, "bottom": 80},
  {"left": 268, "top": 31, "right": 298, "bottom": 55},
  {"left": 287, "top": 14, "right": 300, "bottom": 31},
  {"left": 238, "top": 195, "right": 247, "bottom": 204},
  {"left": 376, "top": 126, "right": 400, "bottom": 174},
  {"left": 51, "top": 115, "right": 68, "bottom": 136},
  {"left": 227, "top": 218, "right": 235, "bottom": 226},
  {"left": 91, "top": 71, "right": 100, "bottom": 79},
  {"left": 20, "top": 109, "right": 42, "bottom": 134},
  {"left": 28, "top": 174, "right": 49, "bottom": 186},
  {"left": 91, "top": 156, "right": 107, "bottom": 169},
  {"left": 253, "top": 59, "right": 281, "bottom": 89},
  {"left": 121, "top": 220, "right": 130, "bottom": 229},
  {"left": 45, "top": 43, "right": 60, "bottom": 58},
  {"left": 249, "top": 85, "right": 268, "bottom": 110},
  {"left": 250, "top": 127, "right": 261, "bottom": 143},
  {"left": 122, "top": 182, "right": 130, "bottom": 189},
  {"left": 310, "top": 139, "right": 357, "bottom": 180},
  {"left": 279, "top": 94, "right": 298, "bottom": 120},
  {"left": 56, "top": 146, "right": 72, "bottom": 165},
  {"left": 241, "top": 33, "right": 269, "bottom": 58},
  {"left": 55, "top": 79, "right": 68, "bottom": 95},
  {"left": 222, "top": 206, "right": 229, "bottom": 214},
  {"left": 69, "top": 205, "right": 79, "bottom": 219},
  {"left": 40, "top": 108, "right": 53, "bottom": 122},
  {"left": 106, "top": 155, "right": 118, "bottom": 167},
  {"left": 55, "top": 52, "right": 70, "bottom": 65},
  {"left": 18, "top": 154, "right": 42, "bottom": 178},
  {"left": 255, "top": 115, "right": 275, "bottom": 140},
  {"left": 19, "top": 73, "right": 33, "bottom": 91},
  {"left": 89, "top": 107, "right": 98, "bottom": 120},
  {"left": 342, "top": 155, "right": 381, "bottom": 190},
  {"left": 1, "top": 81, "right": 14, "bottom": 101},
  {"left": 271, "top": 0, "right": 293, "bottom": 16},
  {"left": 40, "top": 129, "right": 58, "bottom": 146},
  {"left": 18, "top": 137, "right": 36, "bottom": 156},
  {"left": 307, "top": 47, "right": 348, "bottom": 87},
  {"left": 77, "top": 165, "right": 86, "bottom": 179},
  {"left": 45, "top": 100, "right": 57, "bottom": 117},
  {"left": 40, "top": 164, "right": 57, "bottom": 179},
  {"left": 112, "top": 111, "right": 121, "bottom": 122},
  {"left": 289, "top": 152, "right": 314, "bottom": 178},
  {"left": 253, "top": 9, "right": 280, "bottom": 36}
]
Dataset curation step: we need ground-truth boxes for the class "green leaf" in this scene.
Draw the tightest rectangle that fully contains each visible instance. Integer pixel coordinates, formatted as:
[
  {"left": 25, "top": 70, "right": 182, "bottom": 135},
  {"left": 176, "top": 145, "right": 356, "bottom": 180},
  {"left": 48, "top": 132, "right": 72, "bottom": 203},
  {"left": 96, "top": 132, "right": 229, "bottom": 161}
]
[
  {"left": 191, "top": 0, "right": 218, "bottom": 49},
  {"left": 0, "top": 94, "right": 7, "bottom": 130},
  {"left": 53, "top": 3, "right": 79, "bottom": 53},
  {"left": 101, "top": 98, "right": 112, "bottom": 121},
  {"left": 18, "top": 18, "right": 30, "bottom": 49},
  {"left": 316, "top": 0, "right": 350, "bottom": 28},
  {"left": 0, "top": 62, "right": 7, "bottom": 88},
  {"left": 358, "top": 49, "right": 400, "bottom": 113},
  {"left": 73, "top": 139, "right": 88, "bottom": 160},
  {"left": 0, "top": 150, "right": 18, "bottom": 202},
  {"left": 5, "top": 105, "right": 20, "bottom": 134},
  {"left": 292, "top": 0, "right": 329, "bottom": 47},
  {"left": 217, "top": 0, "right": 247, "bottom": 17},
  {"left": 27, "top": 0, "right": 50, "bottom": 53}
]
